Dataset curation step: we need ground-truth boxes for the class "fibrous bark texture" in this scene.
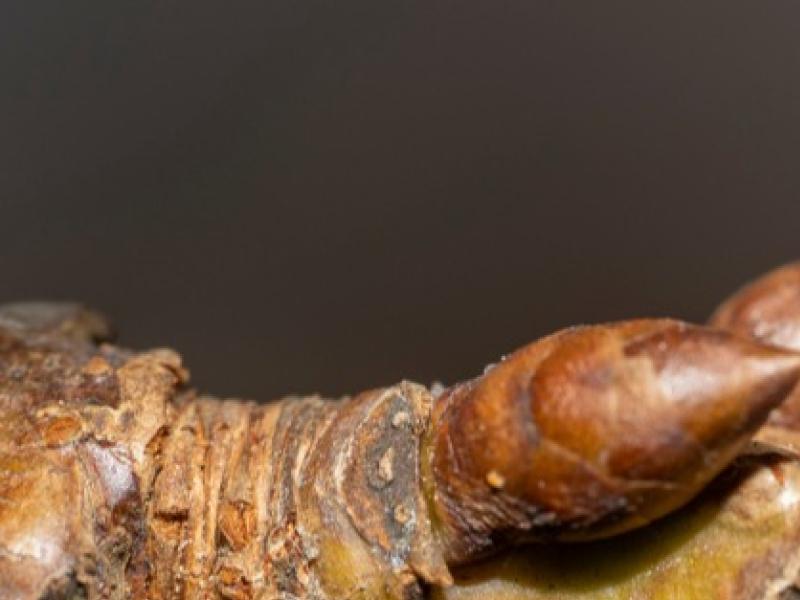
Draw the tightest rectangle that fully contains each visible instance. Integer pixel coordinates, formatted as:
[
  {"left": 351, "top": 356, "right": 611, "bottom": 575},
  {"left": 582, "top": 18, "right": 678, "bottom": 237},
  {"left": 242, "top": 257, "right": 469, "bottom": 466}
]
[
  {"left": 0, "top": 303, "right": 449, "bottom": 599},
  {"left": 5, "top": 260, "right": 800, "bottom": 600}
]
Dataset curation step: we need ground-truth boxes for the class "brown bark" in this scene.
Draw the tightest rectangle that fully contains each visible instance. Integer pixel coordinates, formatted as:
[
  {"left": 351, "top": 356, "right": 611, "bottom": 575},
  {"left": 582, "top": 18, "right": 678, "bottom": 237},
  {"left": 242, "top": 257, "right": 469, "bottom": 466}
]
[
  {"left": 0, "top": 303, "right": 450, "bottom": 600},
  {"left": 1, "top": 283, "right": 800, "bottom": 599}
]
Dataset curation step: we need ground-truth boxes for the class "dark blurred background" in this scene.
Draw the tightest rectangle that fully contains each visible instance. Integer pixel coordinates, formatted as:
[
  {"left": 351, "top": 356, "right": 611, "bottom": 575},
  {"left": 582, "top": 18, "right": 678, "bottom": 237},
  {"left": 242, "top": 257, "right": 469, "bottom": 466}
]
[{"left": 1, "top": 1, "right": 799, "bottom": 400}]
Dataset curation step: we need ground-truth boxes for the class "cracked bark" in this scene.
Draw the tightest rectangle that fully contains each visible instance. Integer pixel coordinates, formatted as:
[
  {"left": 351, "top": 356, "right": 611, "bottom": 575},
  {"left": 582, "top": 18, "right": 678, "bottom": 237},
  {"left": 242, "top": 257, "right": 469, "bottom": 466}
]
[{"left": 3, "top": 263, "right": 800, "bottom": 600}]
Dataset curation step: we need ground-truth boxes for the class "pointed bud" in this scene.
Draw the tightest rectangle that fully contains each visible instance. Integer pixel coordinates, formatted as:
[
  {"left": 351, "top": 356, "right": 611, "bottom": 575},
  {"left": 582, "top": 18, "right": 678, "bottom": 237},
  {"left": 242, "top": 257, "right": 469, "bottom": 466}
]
[
  {"left": 430, "top": 319, "right": 800, "bottom": 564},
  {"left": 711, "top": 262, "right": 800, "bottom": 429}
]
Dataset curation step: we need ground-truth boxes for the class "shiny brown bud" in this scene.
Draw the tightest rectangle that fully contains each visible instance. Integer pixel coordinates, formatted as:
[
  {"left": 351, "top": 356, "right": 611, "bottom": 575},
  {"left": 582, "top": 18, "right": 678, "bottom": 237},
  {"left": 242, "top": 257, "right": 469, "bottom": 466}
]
[
  {"left": 711, "top": 262, "right": 800, "bottom": 350},
  {"left": 429, "top": 319, "right": 800, "bottom": 564},
  {"left": 711, "top": 262, "right": 800, "bottom": 429}
]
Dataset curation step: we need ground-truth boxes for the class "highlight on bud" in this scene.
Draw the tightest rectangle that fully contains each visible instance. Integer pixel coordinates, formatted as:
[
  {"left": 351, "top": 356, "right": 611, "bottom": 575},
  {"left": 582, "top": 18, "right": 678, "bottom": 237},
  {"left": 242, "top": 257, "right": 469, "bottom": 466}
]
[{"left": 428, "top": 319, "right": 800, "bottom": 564}]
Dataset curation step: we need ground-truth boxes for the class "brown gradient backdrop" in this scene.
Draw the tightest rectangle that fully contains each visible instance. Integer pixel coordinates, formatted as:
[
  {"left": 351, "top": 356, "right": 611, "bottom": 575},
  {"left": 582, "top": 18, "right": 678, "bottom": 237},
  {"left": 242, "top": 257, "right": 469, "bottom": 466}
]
[{"left": 1, "top": 1, "right": 800, "bottom": 400}]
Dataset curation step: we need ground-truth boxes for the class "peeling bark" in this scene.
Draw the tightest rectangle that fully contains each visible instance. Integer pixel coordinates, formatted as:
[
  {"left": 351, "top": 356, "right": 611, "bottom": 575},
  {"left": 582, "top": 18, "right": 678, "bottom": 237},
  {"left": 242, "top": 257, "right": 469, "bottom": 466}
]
[
  {"left": 0, "top": 304, "right": 450, "bottom": 599},
  {"left": 3, "top": 267, "right": 800, "bottom": 600}
]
